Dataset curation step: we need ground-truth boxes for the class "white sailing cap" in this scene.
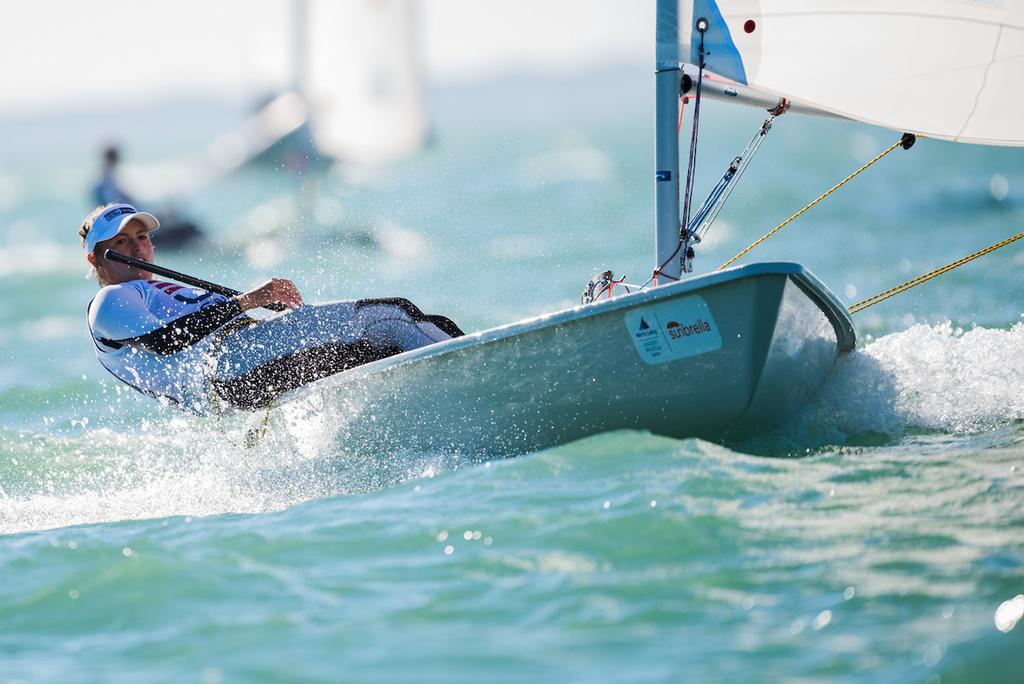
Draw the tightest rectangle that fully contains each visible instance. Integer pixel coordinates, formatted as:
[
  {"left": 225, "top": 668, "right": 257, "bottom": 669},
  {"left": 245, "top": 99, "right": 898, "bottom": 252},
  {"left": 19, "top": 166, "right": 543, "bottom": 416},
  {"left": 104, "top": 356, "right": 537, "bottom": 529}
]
[{"left": 84, "top": 204, "right": 160, "bottom": 253}]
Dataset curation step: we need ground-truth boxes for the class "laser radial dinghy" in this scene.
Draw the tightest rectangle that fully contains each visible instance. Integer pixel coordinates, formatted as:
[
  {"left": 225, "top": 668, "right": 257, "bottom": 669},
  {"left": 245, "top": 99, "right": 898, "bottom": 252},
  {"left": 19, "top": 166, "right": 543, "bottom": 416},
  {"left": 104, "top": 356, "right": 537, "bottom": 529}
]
[
  {"left": 265, "top": 263, "right": 852, "bottom": 455},
  {"left": 246, "top": 0, "right": 1022, "bottom": 455}
]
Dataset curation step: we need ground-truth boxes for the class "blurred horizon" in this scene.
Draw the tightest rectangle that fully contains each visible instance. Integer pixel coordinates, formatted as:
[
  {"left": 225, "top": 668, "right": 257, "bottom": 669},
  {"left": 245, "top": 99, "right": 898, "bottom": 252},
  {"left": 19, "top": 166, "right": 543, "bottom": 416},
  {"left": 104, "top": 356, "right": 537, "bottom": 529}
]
[
  {"left": 0, "top": 0, "right": 651, "bottom": 115},
  {"left": 0, "top": 0, "right": 655, "bottom": 204}
]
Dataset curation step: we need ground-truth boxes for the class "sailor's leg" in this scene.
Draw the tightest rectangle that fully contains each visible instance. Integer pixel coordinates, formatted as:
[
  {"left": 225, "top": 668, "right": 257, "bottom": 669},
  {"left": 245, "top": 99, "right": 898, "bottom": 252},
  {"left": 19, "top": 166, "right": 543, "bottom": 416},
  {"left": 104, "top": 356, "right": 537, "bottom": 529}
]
[
  {"left": 209, "top": 299, "right": 462, "bottom": 409},
  {"left": 213, "top": 302, "right": 361, "bottom": 371},
  {"left": 355, "top": 299, "right": 464, "bottom": 337},
  {"left": 211, "top": 339, "right": 398, "bottom": 410},
  {"left": 414, "top": 320, "right": 454, "bottom": 343},
  {"left": 355, "top": 304, "right": 450, "bottom": 351},
  {"left": 422, "top": 314, "right": 464, "bottom": 338}
]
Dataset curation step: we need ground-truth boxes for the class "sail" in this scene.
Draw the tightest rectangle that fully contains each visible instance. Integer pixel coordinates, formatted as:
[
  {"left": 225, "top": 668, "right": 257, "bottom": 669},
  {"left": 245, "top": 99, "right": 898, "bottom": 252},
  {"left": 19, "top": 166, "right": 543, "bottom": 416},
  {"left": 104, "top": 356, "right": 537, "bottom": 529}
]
[
  {"left": 302, "top": 0, "right": 428, "bottom": 163},
  {"left": 677, "top": 1, "right": 1024, "bottom": 146}
]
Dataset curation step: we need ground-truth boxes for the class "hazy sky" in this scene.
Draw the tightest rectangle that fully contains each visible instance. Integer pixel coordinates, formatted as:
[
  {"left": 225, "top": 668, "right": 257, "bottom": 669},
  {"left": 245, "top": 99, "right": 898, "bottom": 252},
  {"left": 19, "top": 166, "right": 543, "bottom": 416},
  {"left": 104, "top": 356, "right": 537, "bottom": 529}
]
[{"left": 1, "top": 1, "right": 652, "bottom": 112}]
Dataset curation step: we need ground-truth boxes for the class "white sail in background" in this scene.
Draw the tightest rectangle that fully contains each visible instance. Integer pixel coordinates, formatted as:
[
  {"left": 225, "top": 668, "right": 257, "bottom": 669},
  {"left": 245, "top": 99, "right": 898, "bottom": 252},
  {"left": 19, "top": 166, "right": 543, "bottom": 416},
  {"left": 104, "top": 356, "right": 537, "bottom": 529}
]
[
  {"left": 302, "top": 0, "right": 428, "bottom": 163},
  {"left": 678, "top": 1, "right": 1024, "bottom": 146}
]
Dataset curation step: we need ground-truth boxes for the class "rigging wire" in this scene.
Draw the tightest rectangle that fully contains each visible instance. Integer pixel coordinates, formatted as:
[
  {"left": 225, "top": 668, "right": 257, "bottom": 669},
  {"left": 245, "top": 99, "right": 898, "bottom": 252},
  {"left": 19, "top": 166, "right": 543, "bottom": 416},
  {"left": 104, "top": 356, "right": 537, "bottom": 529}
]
[
  {"left": 848, "top": 230, "right": 1024, "bottom": 314},
  {"left": 717, "top": 132, "right": 917, "bottom": 271},
  {"left": 691, "top": 102, "right": 786, "bottom": 241},
  {"left": 680, "top": 20, "right": 707, "bottom": 235},
  {"left": 643, "top": 104, "right": 782, "bottom": 289}
]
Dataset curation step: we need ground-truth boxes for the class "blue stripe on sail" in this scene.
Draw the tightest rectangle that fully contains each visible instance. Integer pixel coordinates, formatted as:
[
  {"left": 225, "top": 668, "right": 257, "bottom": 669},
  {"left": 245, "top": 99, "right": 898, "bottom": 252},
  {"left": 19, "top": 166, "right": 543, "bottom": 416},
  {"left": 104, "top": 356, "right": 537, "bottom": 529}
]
[{"left": 692, "top": 0, "right": 748, "bottom": 85}]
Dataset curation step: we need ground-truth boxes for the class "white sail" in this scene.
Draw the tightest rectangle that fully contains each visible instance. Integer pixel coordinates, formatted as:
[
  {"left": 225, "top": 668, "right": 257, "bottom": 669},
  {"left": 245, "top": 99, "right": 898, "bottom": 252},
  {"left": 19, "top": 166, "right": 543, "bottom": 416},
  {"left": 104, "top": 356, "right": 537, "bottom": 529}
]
[
  {"left": 302, "top": 0, "right": 428, "bottom": 163},
  {"left": 677, "top": 0, "right": 1024, "bottom": 146}
]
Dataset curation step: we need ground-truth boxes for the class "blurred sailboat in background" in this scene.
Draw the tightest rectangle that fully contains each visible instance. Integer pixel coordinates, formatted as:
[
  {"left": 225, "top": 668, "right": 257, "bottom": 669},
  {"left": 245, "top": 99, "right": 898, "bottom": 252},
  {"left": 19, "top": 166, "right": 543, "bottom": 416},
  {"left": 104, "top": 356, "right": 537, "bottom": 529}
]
[{"left": 210, "top": 0, "right": 428, "bottom": 172}]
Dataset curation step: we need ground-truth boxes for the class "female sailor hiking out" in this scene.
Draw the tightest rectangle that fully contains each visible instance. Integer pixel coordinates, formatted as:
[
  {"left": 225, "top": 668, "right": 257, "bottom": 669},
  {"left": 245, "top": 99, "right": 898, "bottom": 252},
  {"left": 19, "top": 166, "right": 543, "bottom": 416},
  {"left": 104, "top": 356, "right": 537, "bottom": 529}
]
[{"left": 81, "top": 203, "right": 462, "bottom": 413}]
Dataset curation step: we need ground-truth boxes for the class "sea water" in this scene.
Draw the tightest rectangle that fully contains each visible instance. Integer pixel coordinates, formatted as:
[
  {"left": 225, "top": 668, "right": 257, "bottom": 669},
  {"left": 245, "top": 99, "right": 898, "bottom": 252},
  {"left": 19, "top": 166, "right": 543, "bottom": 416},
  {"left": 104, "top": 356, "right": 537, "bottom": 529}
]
[{"left": 1, "top": 64, "right": 1023, "bottom": 682}]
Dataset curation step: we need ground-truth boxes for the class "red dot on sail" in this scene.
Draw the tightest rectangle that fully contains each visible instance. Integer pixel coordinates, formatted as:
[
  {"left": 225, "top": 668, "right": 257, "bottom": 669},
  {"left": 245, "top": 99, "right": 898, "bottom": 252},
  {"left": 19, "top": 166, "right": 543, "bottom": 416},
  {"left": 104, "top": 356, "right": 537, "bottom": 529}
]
[{"left": 744, "top": 19, "right": 756, "bottom": 33}]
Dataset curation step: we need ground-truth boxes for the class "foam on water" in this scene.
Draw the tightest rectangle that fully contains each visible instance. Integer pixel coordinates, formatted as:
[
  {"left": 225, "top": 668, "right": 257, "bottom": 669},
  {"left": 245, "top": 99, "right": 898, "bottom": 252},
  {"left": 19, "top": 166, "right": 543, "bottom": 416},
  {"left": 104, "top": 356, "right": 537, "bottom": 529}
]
[
  {"left": 5, "top": 321, "right": 1024, "bottom": 535},
  {"left": 0, "top": 411, "right": 479, "bottom": 536},
  {"left": 3, "top": 425, "right": 1021, "bottom": 681},
  {"left": 778, "top": 322, "right": 1024, "bottom": 447}
]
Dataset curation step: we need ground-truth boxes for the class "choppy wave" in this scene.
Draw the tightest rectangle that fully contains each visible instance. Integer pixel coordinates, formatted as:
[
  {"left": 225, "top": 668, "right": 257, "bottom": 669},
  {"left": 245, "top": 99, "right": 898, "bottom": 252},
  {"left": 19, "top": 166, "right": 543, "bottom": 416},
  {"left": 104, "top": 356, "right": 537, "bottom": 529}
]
[
  {"left": 5, "top": 322, "right": 1024, "bottom": 534},
  {"left": 3, "top": 430, "right": 1023, "bottom": 681},
  {"left": 749, "top": 322, "right": 1024, "bottom": 451},
  {"left": 0, "top": 417, "right": 480, "bottom": 536}
]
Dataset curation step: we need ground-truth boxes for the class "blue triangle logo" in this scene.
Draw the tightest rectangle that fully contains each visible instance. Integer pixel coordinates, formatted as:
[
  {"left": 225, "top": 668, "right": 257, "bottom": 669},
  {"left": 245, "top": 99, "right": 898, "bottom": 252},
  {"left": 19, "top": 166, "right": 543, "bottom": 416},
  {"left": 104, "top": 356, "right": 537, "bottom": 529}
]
[{"left": 638, "top": 318, "right": 650, "bottom": 330}]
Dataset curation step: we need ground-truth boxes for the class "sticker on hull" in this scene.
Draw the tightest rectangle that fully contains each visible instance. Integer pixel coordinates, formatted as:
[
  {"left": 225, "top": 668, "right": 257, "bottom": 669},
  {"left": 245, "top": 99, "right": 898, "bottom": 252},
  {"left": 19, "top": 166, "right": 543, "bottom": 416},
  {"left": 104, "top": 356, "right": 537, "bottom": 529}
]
[{"left": 623, "top": 295, "right": 722, "bottom": 365}]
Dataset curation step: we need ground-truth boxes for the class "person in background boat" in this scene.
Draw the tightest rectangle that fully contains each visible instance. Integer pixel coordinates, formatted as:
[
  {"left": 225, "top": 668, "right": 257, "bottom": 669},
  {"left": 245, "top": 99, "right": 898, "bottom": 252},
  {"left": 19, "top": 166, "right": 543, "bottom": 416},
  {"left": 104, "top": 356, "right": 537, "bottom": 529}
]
[
  {"left": 80, "top": 203, "right": 463, "bottom": 413},
  {"left": 92, "top": 145, "right": 205, "bottom": 249},
  {"left": 93, "top": 145, "right": 137, "bottom": 207}
]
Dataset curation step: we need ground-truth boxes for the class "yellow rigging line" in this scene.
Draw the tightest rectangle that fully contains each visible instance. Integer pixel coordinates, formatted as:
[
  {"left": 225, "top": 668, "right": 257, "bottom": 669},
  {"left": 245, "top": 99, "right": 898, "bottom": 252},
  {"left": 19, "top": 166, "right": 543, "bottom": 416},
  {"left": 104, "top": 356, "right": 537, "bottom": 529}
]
[
  {"left": 700, "top": 127, "right": 1019, "bottom": 315},
  {"left": 848, "top": 231, "right": 1024, "bottom": 314},
  {"left": 718, "top": 134, "right": 915, "bottom": 271},
  {"left": 207, "top": 316, "right": 276, "bottom": 449}
]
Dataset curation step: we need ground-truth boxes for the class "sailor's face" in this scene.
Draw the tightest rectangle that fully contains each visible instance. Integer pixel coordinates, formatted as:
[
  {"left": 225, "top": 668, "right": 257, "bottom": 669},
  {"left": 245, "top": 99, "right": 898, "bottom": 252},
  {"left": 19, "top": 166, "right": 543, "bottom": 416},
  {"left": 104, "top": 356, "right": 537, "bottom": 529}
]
[{"left": 90, "top": 219, "right": 155, "bottom": 283}]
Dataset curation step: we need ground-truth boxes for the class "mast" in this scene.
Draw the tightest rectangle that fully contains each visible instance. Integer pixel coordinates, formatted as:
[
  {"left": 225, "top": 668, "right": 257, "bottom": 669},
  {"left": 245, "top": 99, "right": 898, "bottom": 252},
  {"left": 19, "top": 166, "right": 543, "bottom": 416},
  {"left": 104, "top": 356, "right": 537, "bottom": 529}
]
[
  {"left": 654, "top": 0, "right": 682, "bottom": 283},
  {"left": 290, "top": 0, "right": 308, "bottom": 96}
]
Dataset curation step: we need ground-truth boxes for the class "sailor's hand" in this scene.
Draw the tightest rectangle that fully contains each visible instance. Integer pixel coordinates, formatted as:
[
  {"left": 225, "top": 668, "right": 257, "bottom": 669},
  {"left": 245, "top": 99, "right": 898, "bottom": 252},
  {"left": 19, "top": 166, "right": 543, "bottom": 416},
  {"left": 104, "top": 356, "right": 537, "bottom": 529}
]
[{"left": 237, "top": 278, "right": 304, "bottom": 311}]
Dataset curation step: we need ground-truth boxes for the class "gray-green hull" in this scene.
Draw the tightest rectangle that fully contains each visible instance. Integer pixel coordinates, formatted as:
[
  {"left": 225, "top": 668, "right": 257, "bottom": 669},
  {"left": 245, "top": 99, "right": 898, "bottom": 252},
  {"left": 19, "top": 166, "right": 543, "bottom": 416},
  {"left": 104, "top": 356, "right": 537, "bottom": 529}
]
[{"left": 273, "top": 262, "right": 854, "bottom": 455}]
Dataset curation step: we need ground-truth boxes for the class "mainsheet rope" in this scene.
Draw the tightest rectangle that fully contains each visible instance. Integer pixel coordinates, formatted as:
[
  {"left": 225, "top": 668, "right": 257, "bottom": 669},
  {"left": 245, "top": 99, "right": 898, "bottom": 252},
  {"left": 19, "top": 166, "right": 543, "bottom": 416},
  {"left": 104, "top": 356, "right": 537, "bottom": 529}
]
[{"left": 206, "top": 316, "right": 275, "bottom": 449}]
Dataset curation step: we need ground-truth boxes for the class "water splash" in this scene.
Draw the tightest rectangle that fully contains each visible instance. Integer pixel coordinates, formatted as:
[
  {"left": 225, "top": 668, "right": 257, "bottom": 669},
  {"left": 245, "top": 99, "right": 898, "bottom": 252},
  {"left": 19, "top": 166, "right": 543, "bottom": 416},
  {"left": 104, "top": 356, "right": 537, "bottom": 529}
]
[
  {"left": 779, "top": 322, "right": 1024, "bottom": 447},
  {"left": 0, "top": 410, "right": 479, "bottom": 535},
  {"left": 7, "top": 321, "right": 1023, "bottom": 533}
]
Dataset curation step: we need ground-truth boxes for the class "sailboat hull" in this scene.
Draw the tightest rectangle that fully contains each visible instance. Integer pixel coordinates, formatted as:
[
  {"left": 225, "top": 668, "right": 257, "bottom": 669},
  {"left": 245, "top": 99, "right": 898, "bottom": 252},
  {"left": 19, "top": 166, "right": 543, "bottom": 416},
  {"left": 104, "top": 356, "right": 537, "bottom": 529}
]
[{"left": 273, "top": 262, "right": 854, "bottom": 455}]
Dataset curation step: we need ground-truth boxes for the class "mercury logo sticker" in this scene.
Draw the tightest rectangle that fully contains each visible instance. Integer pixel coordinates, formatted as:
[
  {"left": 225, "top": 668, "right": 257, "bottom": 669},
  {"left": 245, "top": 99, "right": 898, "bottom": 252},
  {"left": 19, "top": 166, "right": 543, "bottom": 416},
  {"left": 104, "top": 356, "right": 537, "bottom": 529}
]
[{"left": 624, "top": 296, "right": 722, "bottom": 365}]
